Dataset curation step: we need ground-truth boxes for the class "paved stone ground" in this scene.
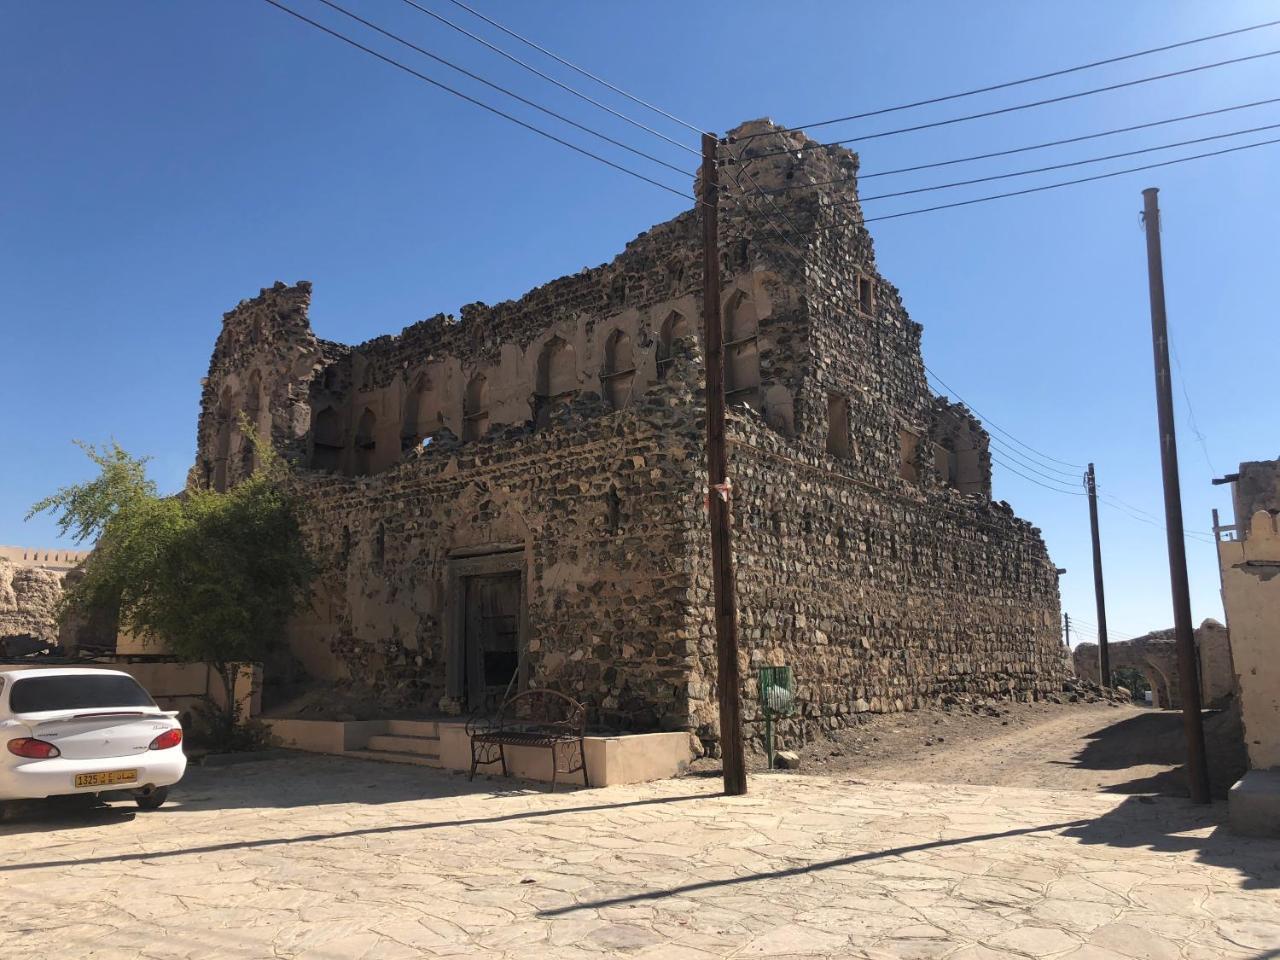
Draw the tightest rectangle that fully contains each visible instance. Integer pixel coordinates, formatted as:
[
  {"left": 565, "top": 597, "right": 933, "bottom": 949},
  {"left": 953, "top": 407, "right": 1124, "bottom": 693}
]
[{"left": 3, "top": 755, "right": 1279, "bottom": 959}]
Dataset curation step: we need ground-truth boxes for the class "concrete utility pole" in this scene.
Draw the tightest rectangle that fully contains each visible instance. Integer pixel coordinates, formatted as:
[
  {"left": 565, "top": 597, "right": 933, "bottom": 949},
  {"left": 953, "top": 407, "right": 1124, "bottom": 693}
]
[
  {"left": 700, "top": 132, "right": 747, "bottom": 796},
  {"left": 1140, "top": 187, "right": 1211, "bottom": 805},
  {"left": 1085, "top": 463, "right": 1111, "bottom": 687}
]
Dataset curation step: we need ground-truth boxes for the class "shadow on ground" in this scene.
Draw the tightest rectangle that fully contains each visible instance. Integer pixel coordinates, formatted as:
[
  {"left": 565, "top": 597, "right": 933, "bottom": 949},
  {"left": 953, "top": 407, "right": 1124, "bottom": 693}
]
[
  {"left": 1052, "top": 704, "right": 1246, "bottom": 799},
  {"left": 1067, "top": 794, "right": 1280, "bottom": 890}
]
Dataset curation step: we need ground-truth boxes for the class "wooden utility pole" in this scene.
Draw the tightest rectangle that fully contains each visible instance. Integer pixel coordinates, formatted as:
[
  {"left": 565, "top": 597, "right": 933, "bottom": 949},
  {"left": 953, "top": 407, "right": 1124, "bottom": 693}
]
[
  {"left": 1085, "top": 463, "right": 1111, "bottom": 687},
  {"left": 700, "top": 132, "right": 747, "bottom": 796},
  {"left": 1063, "top": 612, "right": 1070, "bottom": 648},
  {"left": 1141, "top": 186, "right": 1211, "bottom": 804}
]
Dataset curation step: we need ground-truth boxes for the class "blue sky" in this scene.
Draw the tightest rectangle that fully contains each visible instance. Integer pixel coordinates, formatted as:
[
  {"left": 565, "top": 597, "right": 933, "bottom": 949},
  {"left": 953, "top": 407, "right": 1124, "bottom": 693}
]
[{"left": 3, "top": 1, "right": 1276, "bottom": 645}]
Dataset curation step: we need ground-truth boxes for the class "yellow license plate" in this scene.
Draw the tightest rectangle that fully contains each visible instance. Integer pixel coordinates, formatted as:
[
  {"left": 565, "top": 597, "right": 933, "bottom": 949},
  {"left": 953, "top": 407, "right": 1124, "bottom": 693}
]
[{"left": 74, "top": 770, "right": 138, "bottom": 789}]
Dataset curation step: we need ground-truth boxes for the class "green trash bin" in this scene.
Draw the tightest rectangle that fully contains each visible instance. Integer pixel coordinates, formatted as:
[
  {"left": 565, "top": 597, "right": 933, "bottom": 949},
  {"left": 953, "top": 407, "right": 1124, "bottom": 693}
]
[{"left": 757, "top": 665, "right": 796, "bottom": 769}]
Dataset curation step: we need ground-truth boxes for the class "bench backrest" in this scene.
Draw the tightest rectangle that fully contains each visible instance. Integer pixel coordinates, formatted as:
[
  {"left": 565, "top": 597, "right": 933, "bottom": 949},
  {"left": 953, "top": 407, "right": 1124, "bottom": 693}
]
[{"left": 496, "top": 688, "right": 586, "bottom": 736}]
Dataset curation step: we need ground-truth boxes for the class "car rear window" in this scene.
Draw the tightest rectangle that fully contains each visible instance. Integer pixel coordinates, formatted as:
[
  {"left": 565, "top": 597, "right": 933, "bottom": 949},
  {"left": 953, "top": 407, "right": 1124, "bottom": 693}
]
[{"left": 8, "top": 674, "right": 155, "bottom": 713}]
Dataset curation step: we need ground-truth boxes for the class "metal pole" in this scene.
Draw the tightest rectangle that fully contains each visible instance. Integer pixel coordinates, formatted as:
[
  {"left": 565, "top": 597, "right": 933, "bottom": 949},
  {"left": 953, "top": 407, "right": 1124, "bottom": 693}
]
[
  {"left": 1086, "top": 463, "right": 1111, "bottom": 687},
  {"left": 701, "top": 132, "right": 747, "bottom": 796},
  {"left": 1141, "top": 186, "right": 1211, "bottom": 804},
  {"left": 1211, "top": 508, "right": 1231, "bottom": 635}
]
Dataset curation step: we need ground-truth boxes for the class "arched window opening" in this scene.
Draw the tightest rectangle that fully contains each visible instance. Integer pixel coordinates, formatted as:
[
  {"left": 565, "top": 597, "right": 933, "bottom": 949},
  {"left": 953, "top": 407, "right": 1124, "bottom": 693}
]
[
  {"left": 656, "top": 310, "right": 690, "bottom": 379},
  {"left": 463, "top": 373, "right": 489, "bottom": 442},
  {"left": 533, "top": 336, "right": 578, "bottom": 428},
  {"left": 241, "top": 371, "right": 263, "bottom": 477},
  {"left": 401, "top": 372, "right": 432, "bottom": 451},
  {"left": 312, "top": 407, "right": 342, "bottom": 472},
  {"left": 353, "top": 408, "right": 377, "bottom": 475},
  {"left": 212, "top": 387, "right": 234, "bottom": 492},
  {"left": 724, "top": 291, "right": 761, "bottom": 407},
  {"left": 601, "top": 329, "right": 636, "bottom": 410}
]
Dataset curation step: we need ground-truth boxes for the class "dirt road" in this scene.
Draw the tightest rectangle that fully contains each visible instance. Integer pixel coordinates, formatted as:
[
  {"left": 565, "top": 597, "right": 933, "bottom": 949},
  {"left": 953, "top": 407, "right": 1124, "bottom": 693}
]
[{"left": 776, "top": 700, "right": 1247, "bottom": 798}]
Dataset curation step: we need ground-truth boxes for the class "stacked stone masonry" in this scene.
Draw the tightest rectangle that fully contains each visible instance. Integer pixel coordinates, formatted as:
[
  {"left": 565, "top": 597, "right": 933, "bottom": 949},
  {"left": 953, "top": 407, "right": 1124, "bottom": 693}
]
[
  {"left": 191, "top": 119, "right": 1066, "bottom": 750},
  {"left": 1072, "top": 619, "right": 1234, "bottom": 710}
]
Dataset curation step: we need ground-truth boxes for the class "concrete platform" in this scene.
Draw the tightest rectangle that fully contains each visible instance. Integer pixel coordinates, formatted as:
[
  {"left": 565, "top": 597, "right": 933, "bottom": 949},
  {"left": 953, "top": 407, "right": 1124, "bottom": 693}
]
[
  {"left": 264, "top": 717, "right": 696, "bottom": 787},
  {"left": 1229, "top": 768, "right": 1280, "bottom": 837}
]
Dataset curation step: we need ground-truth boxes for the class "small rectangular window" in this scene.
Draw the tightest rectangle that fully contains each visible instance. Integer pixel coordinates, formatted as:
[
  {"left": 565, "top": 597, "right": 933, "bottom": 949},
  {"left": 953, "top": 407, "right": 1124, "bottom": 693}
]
[
  {"left": 827, "top": 394, "right": 851, "bottom": 458},
  {"left": 859, "top": 277, "right": 874, "bottom": 312},
  {"left": 898, "top": 429, "right": 920, "bottom": 482}
]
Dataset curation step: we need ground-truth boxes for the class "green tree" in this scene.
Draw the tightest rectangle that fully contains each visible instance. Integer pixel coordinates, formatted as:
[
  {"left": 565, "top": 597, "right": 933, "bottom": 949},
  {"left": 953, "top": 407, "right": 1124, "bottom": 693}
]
[{"left": 29, "top": 431, "right": 315, "bottom": 739}]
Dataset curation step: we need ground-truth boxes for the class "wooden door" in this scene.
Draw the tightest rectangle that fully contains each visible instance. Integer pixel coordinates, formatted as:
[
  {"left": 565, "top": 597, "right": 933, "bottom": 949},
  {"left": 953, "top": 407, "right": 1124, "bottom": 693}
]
[{"left": 464, "top": 572, "right": 521, "bottom": 710}]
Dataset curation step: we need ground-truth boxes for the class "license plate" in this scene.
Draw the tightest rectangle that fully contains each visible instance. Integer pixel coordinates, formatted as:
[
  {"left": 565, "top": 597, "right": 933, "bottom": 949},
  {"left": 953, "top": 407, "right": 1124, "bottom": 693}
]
[{"left": 74, "top": 770, "right": 138, "bottom": 789}]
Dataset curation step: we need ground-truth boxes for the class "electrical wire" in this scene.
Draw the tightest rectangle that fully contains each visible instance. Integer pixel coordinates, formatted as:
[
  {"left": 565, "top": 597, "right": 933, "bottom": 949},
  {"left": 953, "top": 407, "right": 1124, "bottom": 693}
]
[
  {"left": 438, "top": 0, "right": 710, "bottom": 137},
  {"left": 747, "top": 46, "right": 1280, "bottom": 161},
  {"left": 848, "top": 134, "right": 1280, "bottom": 226},
  {"left": 844, "top": 119, "right": 1280, "bottom": 206},
  {"left": 311, "top": 0, "right": 693, "bottom": 177},
  {"left": 1169, "top": 336, "right": 1218, "bottom": 477},
  {"left": 395, "top": 0, "right": 700, "bottom": 156},
  {"left": 742, "top": 17, "right": 1280, "bottom": 139},
  {"left": 257, "top": 0, "right": 695, "bottom": 202},
  {"left": 924, "top": 367, "right": 1086, "bottom": 470},
  {"left": 759, "top": 95, "right": 1280, "bottom": 194},
  {"left": 989, "top": 451, "right": 1090, "bottom": 496}
]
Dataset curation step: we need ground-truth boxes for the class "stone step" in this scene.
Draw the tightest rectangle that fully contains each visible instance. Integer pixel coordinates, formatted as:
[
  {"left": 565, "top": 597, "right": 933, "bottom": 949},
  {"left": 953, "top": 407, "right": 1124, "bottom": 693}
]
[
  {"left": 386, "top": 719, "right": 441, "bottom": 739},
  {"left": 366, "top": 734, "right": 441, "bottom": 756},
  {"left": 345, "top": 748, "right": 443, "bottom": 768}
]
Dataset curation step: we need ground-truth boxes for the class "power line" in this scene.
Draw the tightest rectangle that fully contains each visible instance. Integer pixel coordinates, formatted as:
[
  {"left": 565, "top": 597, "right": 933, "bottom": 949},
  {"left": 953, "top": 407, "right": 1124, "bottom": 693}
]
[
  {"left": 310, "top": 0, "right": 693, "bottom": 177},
  {"left": 747, "top": 46, "right": 1280, "bottom": 162},
  {"left": 1169, "top": 336, "right": 1218, "bottom": 477},
  {"left": 257, "top": 0, "right": 695, "bottom": 202},
  {"left": 989, "top": 450, "right": 1090, "bottom": 496},
  {"left": 760, "top": 95, "right": 1280, "bottom": 194},
  {"left": 395, "top": 0, "right": 699, "bottom": 157},
  {"left": 851, "top": 134, "right": 1280, "bottom": 226},
  {"left": 924, "top": 367, "right": 1087, "bottom": 470},
  {"left": 846, "top": 119, "right": 1280, "bottom": 206},
  {"left": 437, "top": 0, "right": 709, "bottom": 138},
  {"left": 987, "top": 435, "right": 1085, "bottom": 482},
  {"left": 744, "top": 17, "right": 1280, "bottom": 139}
]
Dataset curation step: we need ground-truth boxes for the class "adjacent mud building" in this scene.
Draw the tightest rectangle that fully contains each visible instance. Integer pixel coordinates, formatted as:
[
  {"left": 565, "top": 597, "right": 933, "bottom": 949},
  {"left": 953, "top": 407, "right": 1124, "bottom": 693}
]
[{"left": 191, "top": 121, "right": 1065, "bottom": 748}]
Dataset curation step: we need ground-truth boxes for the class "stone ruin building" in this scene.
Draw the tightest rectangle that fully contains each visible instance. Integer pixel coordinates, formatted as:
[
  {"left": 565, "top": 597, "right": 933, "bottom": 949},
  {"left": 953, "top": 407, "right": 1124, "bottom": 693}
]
[
  {"left": 0, "top": 546, "right": 89, "bottom": 654},
  {"left": 1072, "top": 619, "right": 1234, "bottom": 709},
  {"left": 190, "top": 120, "right": 1066, "bottom": 750}
]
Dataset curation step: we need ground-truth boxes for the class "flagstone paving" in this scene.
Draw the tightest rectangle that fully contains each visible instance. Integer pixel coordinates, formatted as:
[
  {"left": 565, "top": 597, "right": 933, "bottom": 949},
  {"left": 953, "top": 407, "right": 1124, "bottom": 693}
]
[{"left": 2, "top": 754, "right": 1278, "bottom": 959}]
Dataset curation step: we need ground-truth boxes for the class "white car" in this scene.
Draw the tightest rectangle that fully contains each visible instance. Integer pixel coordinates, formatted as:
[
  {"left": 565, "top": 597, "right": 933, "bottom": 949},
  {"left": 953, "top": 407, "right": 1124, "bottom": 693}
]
[{"left": 0, "top": 666, "right": 186, "bottom": 810}]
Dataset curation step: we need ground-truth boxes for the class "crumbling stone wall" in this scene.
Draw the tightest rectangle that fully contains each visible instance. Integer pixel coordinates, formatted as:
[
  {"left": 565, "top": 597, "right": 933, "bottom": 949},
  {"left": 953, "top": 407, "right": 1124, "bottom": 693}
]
[
  {"left": 191, "top": 119, "right": 1065, "bottom": 746},
  {"left": 1073, "top": 618, "right": 1234, "bottom": 709},
  {"left": 0, "top": 556, "right": 63, "bottom": 644}
]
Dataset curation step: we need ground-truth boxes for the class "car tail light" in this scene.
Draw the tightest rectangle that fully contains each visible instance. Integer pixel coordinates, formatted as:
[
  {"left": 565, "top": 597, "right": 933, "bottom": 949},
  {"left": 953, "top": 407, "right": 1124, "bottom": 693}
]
[
  {"left": 149, "top": 728, "right": 183, "bottom": 750},
  {"left": 7, "top": 738, "right": 61, "bottom": 759}
]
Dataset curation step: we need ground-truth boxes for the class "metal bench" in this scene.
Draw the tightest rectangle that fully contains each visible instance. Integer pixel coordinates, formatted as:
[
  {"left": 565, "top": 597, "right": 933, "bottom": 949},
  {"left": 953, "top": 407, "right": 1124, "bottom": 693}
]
[{"left": 466, "top": 689, "right": 589, "bottom": 791}]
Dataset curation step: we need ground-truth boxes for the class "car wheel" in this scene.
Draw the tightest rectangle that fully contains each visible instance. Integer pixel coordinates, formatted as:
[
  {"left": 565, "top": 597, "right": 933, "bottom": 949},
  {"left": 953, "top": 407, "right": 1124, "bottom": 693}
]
[{"left": 135, "top": 786, "right": 169, "bottom": 811}]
